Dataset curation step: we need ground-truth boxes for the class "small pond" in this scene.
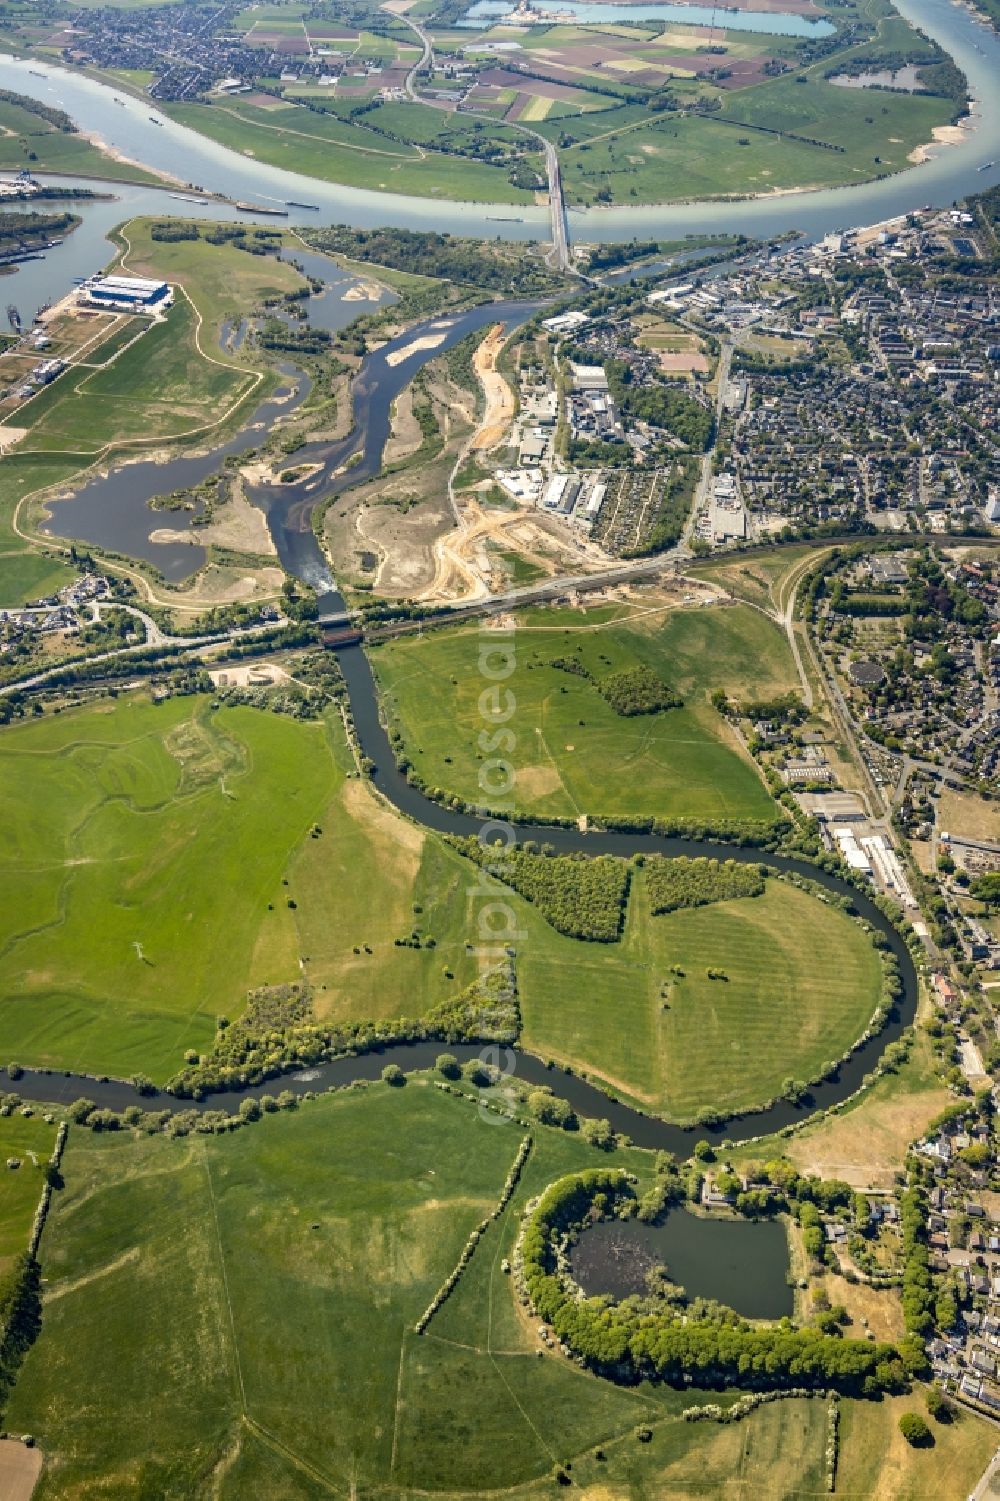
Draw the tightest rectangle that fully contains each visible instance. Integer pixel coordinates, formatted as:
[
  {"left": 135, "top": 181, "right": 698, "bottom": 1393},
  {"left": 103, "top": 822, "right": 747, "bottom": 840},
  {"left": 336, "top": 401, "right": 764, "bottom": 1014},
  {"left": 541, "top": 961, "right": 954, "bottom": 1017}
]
[{"left": 570, "top": 1208, "right": 793, "bottom": 1320}]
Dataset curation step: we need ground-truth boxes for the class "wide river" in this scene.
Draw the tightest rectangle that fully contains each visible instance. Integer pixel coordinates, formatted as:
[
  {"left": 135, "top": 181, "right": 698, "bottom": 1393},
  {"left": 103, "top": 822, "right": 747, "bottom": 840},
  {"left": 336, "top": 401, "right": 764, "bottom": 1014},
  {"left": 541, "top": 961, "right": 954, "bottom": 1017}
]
[{"left": 0, "top": 0, "right": 996, "bottom": 322}]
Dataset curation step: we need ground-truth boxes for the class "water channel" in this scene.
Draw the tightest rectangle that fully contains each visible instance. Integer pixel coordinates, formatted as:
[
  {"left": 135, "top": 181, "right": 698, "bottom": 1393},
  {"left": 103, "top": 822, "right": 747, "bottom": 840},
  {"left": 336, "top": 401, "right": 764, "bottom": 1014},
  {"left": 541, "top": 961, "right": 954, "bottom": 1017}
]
[{"left": 458, "top": 0, "right": 833, "bottom": 34}]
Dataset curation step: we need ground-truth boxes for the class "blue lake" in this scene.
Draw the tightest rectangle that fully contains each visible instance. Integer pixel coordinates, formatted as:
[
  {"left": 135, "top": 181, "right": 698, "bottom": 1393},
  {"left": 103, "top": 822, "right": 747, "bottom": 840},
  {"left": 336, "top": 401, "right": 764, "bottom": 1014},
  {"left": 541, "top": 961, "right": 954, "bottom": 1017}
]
[{"left": 458, "top": 0, "right": 834, "bottom": 37}]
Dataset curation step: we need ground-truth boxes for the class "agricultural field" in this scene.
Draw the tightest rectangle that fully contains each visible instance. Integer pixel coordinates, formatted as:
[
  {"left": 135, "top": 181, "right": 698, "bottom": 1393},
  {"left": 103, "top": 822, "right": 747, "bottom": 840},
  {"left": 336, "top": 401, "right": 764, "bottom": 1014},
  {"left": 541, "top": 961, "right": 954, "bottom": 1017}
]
[
  {"left": 0, "top": 677, "right": 884, "bottom": 1119},
  {"left": 9, "top": 1084, "right": 990, "bottom": 1497},
  {"left": 370, "top": 601, "right": 796, "bottom": 827},
  {"left": 0, "top": 0, "right": 963, "bottom": 204},
  {"left": 517, "top": 871, "right": 883, "bottom": 1121}
]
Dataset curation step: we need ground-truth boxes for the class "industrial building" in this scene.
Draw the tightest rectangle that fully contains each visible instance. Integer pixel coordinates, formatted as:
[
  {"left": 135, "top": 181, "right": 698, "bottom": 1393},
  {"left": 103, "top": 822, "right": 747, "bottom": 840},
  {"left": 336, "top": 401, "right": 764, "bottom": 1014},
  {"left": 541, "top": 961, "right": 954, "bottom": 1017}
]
[{"left": 80, "top": 276, "right": 171, "bottom": 311}]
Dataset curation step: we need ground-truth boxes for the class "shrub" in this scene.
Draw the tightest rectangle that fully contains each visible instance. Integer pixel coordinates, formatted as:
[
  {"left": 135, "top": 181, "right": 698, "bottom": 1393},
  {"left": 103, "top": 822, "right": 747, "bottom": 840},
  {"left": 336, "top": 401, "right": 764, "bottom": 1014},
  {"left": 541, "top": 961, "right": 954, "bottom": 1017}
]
[
  {"left": 898, "top": 1412, "right": 932, "bottom": 1446},
  {"left": 381, "top": 1064, "right": 405, "bottom": 1087},
  {"left": 435, "top": 1053, "right": 460, "bottom": 1079}
]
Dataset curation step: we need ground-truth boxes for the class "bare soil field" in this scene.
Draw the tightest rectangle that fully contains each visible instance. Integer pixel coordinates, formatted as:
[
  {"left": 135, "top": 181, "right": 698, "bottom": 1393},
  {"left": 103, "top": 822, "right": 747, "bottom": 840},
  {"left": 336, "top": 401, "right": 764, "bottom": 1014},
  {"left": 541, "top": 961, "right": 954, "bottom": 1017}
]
[
  {"left": 383, "top": 386, "right": 424, "bottom": 467},
  {"left": 0, "top": 1441, "right": 42, "bottom": 1501},
  {"left": 939, "top": 787, "right": 1000, "bottom": 841},
  {"left": 469, "top": 324, "right": 515, "bottom": 453},
  {"left": 149, "top": 485, "right": 276, "bottom": 557}
]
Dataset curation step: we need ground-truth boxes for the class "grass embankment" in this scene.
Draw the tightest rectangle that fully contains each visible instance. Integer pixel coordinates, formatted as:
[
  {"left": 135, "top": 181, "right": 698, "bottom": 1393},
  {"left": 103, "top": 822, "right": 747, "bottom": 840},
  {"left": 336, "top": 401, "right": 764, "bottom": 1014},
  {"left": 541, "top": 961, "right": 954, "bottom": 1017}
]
[
  {"left": 0, "top": 96, "right": 164, "bottom": 184},
  {"left": 16, "top": 299, "right": 253, "bottom": 455},
  {"left": 370, "top": 602, "right": 794, "bottom": 827}
]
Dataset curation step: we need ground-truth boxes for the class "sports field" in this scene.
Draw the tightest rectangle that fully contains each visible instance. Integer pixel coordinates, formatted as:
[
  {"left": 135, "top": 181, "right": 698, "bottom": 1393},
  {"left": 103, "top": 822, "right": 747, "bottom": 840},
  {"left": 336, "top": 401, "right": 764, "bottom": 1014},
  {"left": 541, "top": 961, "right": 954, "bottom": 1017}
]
[
  {"left": 518, "top": 872, "right": 883, "bottom": 1120},
  {"left": 370, "top": 602, "right": 795, "bottom": 826}
]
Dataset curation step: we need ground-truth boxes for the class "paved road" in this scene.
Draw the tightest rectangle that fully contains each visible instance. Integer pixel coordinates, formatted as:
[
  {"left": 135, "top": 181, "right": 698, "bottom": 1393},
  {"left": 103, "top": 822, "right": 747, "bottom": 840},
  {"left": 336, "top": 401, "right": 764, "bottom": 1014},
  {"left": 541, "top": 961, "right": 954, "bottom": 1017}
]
[
  {"left": 395, "top": 8, "right": 571, "bottom": 272},
  {"left": 0, "top": 621, "right": 285, "bottom": 698}
]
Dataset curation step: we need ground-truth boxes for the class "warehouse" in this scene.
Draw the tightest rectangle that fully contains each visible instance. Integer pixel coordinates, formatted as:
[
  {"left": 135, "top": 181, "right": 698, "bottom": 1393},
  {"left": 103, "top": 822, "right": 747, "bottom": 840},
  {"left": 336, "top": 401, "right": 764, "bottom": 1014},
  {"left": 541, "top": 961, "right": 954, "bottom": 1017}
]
[{"left": 81, "top": 275, "right": 171, "bottom": 311}]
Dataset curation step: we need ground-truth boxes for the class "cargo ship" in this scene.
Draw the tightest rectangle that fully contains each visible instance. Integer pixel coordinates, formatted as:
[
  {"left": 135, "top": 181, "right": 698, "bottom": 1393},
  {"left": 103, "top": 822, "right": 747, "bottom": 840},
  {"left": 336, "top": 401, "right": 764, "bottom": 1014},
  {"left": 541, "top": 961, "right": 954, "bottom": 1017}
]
[
  {"left": 286, "top": 200, "right": 320, "bottom": 211},
  {"left": 235, "top": 201, "right": 289, "bottom": 216}
]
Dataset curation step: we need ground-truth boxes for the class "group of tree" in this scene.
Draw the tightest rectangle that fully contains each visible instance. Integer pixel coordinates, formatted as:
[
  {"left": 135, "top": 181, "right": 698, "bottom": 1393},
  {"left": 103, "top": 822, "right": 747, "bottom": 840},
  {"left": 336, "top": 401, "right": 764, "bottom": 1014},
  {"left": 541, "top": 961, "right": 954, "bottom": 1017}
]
[
  {"left": 521, "top": 1171, "right": 921, "bottom": 1395},
  {"left": 598, "top": 665, "right": 682, "bottom": 717},
  {"left": 454, "top": 837, "right": 630, "bottom": 943},
  {"left": 643, "top": 855, "right": 765, "bottom": 916},
  {"left": 604, "top": 358, "right": 715, "bottom": 451},
  {"left": 167, "top": 961, "right": 520, "bottom": 1098},
  {"left": 303, "top": 224, "right": 567, "bottom": 294},
  {"left": 548, "top": 656, "right": 681, "bottom": 717}
]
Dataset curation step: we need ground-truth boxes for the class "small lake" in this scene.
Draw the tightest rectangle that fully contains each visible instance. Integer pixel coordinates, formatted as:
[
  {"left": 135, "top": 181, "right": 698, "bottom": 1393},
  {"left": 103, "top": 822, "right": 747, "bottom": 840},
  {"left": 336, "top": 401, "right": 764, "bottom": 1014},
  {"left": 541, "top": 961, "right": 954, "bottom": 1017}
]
[
  {"left": 458, "top": 0, "right": 834, "bottom": 36},
  {"left": 571, "top": 1209, "right": 793, "bottom": 1319},
  {"left": 277, "top": 245, "right": 396, "bottom": 333}
]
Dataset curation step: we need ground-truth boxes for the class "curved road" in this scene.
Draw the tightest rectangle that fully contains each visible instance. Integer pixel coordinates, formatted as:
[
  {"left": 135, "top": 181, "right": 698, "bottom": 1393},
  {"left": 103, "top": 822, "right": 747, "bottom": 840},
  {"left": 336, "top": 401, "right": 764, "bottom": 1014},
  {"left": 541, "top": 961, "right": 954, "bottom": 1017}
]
[{"left": 396, "top": 8, "right": 571, "bottom": 271}]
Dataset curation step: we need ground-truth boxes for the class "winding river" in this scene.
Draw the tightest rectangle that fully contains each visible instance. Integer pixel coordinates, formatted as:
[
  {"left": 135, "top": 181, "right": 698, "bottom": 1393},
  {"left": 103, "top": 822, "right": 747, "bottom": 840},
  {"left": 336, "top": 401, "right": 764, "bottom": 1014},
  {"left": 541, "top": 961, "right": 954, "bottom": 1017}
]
[
  {"left": 5, "top": 0, "right": 956, "bottom": 1143},
  {"left": 14, "top": 504, "right": 920, "bottom": 1152},
  {"left": 14, "top": 269, "right": 921, "bottom": 1149}
]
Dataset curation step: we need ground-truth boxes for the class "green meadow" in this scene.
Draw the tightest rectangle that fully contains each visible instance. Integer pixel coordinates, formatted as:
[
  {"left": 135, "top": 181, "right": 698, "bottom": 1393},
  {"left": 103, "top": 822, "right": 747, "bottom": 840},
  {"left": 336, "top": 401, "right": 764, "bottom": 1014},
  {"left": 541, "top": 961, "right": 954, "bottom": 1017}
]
[
  {"left": 370, "top": 603, "right": 795, "bottom": 827},
  {"left": 0, "top": 697, "right": 340, "bottom": 1079},
  {"left": 17, "top": 300, "right": 254, "bottom": 455},
  {"left": 0, "top": 225, "right": 304, "bottom": 603},
  {"left": 518, "top": 871, "right": 882, "bottom": 1121},
  {"left": 0, "top": 686, "right": 881, "bottom": 1114},
  {"left": 164, "top": 100, "right": 535, "bottom": 203},
  {"left": 0, "top": 1114, "right": 57, "bottom": 1272},
  {"left": 11, "top": 1084, "right": 991, "bottom": 1498},
  {"left": 0, "top": 98, "right": 162, "bottom": 183}
]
